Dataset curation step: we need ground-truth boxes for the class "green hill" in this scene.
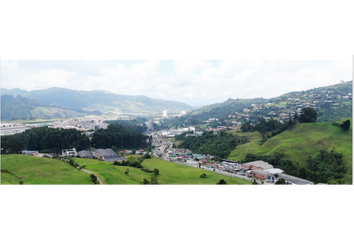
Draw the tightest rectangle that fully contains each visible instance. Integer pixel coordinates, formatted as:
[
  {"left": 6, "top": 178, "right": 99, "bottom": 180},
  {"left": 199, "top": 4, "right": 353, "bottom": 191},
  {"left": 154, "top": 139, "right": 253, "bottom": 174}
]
[
  {"left": 228, "top": 121, "right": 352, "bottom": 183},
  {"left": 1, "top": 155, "right": 94, "bottom": 184},
  {"left": 74, "top": 155, "right": 251, "bottom": 185}
]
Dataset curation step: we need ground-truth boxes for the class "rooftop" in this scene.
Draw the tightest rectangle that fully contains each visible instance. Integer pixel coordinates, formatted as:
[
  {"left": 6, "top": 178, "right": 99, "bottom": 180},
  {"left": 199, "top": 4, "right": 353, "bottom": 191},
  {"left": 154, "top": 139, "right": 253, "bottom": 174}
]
[
  {"left": 278, "top": 173, "right": 314, "bottom": 185},
  {"left": 242, "top": 160, "right": 273, "bottom": 170}
]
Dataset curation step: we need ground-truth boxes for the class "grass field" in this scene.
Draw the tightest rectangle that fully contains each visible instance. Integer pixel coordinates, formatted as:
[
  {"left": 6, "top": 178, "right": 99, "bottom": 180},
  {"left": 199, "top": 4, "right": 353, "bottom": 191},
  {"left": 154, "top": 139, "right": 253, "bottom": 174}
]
[
  {"left": 74, "top": 156, "right": 251, "bottom": 185},
  {"left": 228, "top": 122, "right": 352, "bottom": 183},
  {"left": 1, "top": 155, "right": 94, "bottom": 185}
]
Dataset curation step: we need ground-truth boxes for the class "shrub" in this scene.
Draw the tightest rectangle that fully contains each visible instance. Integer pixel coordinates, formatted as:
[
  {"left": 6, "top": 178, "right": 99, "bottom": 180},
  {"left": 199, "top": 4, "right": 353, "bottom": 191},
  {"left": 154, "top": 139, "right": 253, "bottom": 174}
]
[
  {"left": 217, "top": 179, "right": 226, "bottom": 184},
  {"left": 141, "top": 168, "right": 154, "bottom": 173},
  {"left": 200, "top": 173, "right": 207, "bottom": 178},
  {"left": 153, "top": 168, "right": 159, "bottom": 176},
  {"left": 143, "top": 178, "right": 150, "bottom": 184},
  {"left": 150, "top": 176, "right": 158, "bottom": 184}
]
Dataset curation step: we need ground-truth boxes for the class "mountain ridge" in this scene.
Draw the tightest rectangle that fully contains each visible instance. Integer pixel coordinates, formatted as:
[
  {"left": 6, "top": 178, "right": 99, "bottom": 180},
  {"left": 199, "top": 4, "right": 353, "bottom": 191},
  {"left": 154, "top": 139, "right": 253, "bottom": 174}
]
[{"left": 1, "top": 87, "right": 193, "bottom": 119}]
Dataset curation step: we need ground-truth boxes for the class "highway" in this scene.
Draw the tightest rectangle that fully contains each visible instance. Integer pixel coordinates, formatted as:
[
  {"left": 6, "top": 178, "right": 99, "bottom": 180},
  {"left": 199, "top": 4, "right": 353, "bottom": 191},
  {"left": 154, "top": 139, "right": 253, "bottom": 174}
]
[{"left": 0, "top": 126, "right": 33, "bottom": 136}]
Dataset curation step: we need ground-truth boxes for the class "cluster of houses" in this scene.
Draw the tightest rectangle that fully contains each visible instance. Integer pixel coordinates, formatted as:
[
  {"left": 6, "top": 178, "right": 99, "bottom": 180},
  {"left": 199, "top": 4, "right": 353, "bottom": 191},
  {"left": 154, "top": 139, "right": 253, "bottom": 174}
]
[
  {"left": 203, "top": 82, "right": 353, "bottom": 127},
  {"left": 213, "top": 159, "right": 314, "bottom": 185}
]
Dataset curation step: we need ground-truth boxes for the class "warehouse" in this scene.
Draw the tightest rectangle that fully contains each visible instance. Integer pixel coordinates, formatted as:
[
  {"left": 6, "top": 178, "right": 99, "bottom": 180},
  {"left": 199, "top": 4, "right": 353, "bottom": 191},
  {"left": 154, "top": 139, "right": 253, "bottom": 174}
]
[
  {"left": 241, "top": 160, "right": 273, "bottom": 171},
  {"left": 95, "top": 148, "right": 126, "bottom": 162}
]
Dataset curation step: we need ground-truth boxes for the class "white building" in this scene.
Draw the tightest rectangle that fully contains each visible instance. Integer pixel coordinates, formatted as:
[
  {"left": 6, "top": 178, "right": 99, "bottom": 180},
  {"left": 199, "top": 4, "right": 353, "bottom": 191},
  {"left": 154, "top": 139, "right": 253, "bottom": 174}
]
[
  {"left": 62, "top": 148, "right": 78, "bottom": 157},
  {"left": 163, "top": 110, "right": 168, "bottom": 117}
]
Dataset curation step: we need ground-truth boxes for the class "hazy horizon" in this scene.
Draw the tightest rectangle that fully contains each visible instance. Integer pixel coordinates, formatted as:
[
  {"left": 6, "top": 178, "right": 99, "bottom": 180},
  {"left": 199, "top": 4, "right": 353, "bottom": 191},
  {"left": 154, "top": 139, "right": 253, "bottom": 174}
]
[{"left": 1, "top": 60, "right": 352, "bottom": 107}]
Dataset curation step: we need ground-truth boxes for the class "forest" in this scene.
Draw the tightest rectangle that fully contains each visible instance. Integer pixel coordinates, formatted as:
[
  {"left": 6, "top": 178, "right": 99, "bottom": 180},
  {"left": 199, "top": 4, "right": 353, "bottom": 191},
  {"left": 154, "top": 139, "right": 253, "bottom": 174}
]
[
  {"left": 243, "top": 149, "right": 347, "bottom": 184},
  {"left": 1, "top": 127, "right": 90, "bottom": 154},
  {"left": 1, "top": 119, "right": 150, "bottom": 154},
  {"left": 176, "top": 130, "right": 248, "bottom": 159},
  {"left": 91, "top": 123, "right": 150, "bottom": 149}
]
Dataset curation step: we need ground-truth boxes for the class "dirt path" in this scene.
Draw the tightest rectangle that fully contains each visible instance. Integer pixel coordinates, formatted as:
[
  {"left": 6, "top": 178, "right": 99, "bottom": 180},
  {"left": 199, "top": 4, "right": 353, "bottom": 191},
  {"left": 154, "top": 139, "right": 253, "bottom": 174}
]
[{"left": 80, "top": 169, "right": 104, "bottom": 185}]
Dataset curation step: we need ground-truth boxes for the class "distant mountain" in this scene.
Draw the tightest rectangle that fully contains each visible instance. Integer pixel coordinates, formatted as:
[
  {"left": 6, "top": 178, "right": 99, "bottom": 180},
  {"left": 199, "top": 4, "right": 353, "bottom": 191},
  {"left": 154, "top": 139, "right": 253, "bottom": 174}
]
[
  {"left": 1, "top": 87, "right": 193, "bottom": 114},
  {"left": 0, "top": 94, "right": 88, "bottom": 121}
]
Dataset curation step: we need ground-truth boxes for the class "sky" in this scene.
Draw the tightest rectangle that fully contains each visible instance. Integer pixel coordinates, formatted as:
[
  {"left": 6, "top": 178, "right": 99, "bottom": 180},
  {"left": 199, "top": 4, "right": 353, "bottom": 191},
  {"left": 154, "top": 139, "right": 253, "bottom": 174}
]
[{"left": 1, "top": 59, "right": 351, "bottom": 107}]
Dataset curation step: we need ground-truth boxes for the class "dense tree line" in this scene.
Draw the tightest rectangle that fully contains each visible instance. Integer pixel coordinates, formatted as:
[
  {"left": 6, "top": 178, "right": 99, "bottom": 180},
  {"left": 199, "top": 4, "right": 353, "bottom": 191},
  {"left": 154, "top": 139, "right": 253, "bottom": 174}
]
[
  {"left": 105, "top": 119, "right": 148, "bottom": 134},
  {"left": 1, "top": 127, "right": 90, "bottom": 154},
  {"left": 91, "top": 124, "right": 150, "bottom": 149},
  {"left": 243, "top": 149, "right": 347, "bottom": 184},
  {"left": 177, "top": 130, "right": 248, "bottom": 159}
]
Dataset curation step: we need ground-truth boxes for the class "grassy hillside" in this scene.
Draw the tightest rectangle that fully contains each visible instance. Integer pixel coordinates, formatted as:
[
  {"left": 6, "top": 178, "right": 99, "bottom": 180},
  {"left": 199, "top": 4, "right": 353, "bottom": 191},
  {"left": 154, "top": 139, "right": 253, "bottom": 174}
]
[
  {"left": 1, "top": 155, "right": 94, "bottom": 184},
  {"left": 74, "top": 156, "right": 251, "bottom": 185},
  {"left": 228, "top": 122, "right": 352, "bottom": 183}
]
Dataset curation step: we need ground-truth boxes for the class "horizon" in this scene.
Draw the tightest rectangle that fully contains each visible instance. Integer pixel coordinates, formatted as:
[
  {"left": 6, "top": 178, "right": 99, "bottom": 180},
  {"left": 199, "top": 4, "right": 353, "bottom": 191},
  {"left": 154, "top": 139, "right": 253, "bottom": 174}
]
[
  {"left": 1, "top": 79, "right": 352, "bottom": 109},
  {"left": 1, "top": 60, "right": 352, "bottom": 107}
]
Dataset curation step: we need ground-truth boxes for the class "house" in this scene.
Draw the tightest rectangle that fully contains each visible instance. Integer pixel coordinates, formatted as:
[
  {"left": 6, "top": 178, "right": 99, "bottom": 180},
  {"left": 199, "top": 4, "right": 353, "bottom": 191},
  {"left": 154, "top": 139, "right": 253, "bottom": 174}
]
[
  {"left": 123, "top": 150, "right": 133, "bottom": 154},
  {"left": 78, "top": 150, "right": 93, "bottom": 158},
  {"left": 135, "top": 149, "right": 147, "bottom": 155},
  {"left": 22, "top": 150, "right": 39, "bottom": 156},
  {"left": 251, "top": 169, "right": 269, "bottom": 180},
  {"left": 62, "top": 148, "right": 78, "bottom": 157}
]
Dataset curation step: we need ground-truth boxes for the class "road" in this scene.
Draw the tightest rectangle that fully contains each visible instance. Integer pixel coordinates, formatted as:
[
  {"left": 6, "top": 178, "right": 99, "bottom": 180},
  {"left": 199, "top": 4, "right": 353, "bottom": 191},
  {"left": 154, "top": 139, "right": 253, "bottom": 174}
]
[{"left": 153, "top": 142, "right": 262, "bottom": 184}]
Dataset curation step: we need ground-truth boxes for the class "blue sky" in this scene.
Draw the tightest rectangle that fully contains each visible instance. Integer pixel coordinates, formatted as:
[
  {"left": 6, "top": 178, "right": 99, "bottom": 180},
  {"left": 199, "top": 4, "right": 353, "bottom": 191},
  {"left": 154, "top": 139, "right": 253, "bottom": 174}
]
[{"left": 1, "top": 59, "right": 351, "bottom": 107}]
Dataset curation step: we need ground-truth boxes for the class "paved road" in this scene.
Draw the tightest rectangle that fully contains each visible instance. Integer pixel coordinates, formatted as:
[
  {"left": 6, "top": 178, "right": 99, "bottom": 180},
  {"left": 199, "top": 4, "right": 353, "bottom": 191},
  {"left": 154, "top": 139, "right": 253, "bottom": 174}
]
[{"left": 153, "top": 145, "right": 260, "bottom": 184}]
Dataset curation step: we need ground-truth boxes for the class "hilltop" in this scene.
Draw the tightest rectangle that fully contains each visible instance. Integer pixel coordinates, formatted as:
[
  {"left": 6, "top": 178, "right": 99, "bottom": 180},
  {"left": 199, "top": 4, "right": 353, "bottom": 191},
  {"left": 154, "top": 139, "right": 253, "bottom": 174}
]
[
  {"left": 1, "top": 154, "right": 94, "bottom": 184},
  {"left": 161, "top": 80, "right": 352, "bottom": 128},
  {"left": 227, "top": 121, "right": 352, "bottom": 184}
]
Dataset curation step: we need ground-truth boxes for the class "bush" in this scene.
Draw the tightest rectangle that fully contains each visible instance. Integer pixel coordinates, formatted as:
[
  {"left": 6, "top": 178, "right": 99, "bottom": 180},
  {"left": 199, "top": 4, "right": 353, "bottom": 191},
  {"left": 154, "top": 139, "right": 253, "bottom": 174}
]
[
  {"left": 153, "top": 168, "right": 159, "bottom": 176},
  {"left": 143, "top": 178, "right": 150, "bottom": 184},
  {"left": 340, "top": 119, "right": 350, "bottom": 131},
  {"left": 217, "top": 179, "right": 226, "bottom": 184},
  {"left": 150, "top": 176, "right": 158, "bottom": 184},
  {"left": 141, "top": 168, "right": 154, "bottom": 173},
  {"left": 200, "top": 173, "right": 207, "bottom": 178}
]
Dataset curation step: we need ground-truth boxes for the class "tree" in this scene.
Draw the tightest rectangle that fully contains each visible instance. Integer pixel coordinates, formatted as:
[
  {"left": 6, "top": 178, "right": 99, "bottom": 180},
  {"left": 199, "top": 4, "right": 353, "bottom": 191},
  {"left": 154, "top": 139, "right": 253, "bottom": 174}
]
[
  {"left": 143, "top": 178, "right": 150, "bottom": 184},
  {"left": 275, "top": 178, "right": 286, "bottom": 184},
  {"left": 217, "top": 179, "right": 227, "bottom": 184},
  {"left": 340, "top": 119, "right": 350, "bottom": 131},
  {"left": 293, "top": 112, "right": 299, "bottom": 123},
  {"left": 153, "top": 168, "right": 159, "bottom": 176},
  {"left": 252, "top": 179, "right": 258, "bottom": 184},
  {"left": 150, "top": 176, "right": 158, "bottom": 184},
  {"left": 299, "top": 107, "right": 318, "bottom": 123}
]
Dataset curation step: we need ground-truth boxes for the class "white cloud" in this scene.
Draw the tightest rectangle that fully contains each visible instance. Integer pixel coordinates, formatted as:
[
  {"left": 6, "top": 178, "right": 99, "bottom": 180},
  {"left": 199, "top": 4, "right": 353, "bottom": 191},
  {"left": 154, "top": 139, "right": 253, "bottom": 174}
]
[{"left": 0, "top": 59, "right": 351, "bottom": 107}]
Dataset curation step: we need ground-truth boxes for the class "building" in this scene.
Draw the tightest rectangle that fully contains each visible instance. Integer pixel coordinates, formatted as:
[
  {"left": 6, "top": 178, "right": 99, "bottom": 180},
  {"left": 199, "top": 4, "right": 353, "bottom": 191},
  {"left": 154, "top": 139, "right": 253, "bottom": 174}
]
[
  {"left": 22, "top": 150, "right": 39, "bottom": 156},
  {"left": 251, "top": 169, "right": 270, "bottom": 180},
  {"left": 276, "top": 173, "right": 314, "bottom": 185},
  {"left": 78, "top": 150, "right": 93, "bottom": 158},
  {"left": 62, "top": 148, "right": 78, "bottom": 157},
  {"left": 241, "top": 161, "right": 273, "bottom": 171},
  {"left": 95, "top": 148, "right": 126, "bottom": 162},
  {"left": 163, "top": 110, "right": 168, "bottom": 117}
]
